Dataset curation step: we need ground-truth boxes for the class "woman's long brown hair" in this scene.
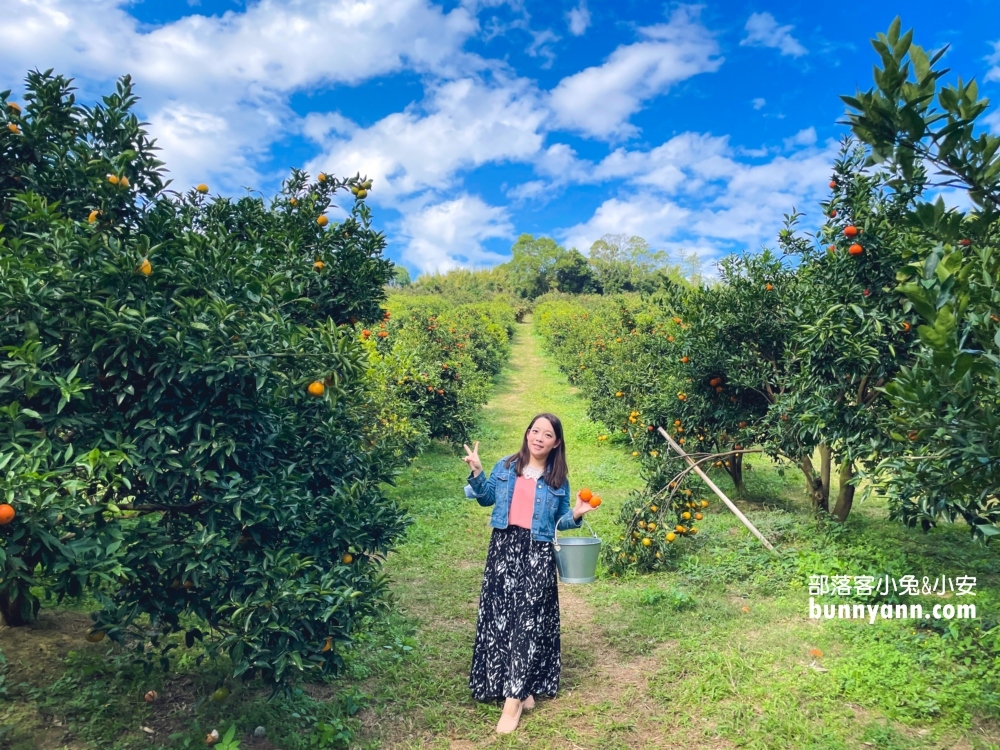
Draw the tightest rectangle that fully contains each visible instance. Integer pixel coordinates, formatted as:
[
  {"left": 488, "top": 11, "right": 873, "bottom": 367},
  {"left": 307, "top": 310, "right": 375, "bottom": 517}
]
[{"left": 503, "top": 413, "right": 568, "bottom": 488}]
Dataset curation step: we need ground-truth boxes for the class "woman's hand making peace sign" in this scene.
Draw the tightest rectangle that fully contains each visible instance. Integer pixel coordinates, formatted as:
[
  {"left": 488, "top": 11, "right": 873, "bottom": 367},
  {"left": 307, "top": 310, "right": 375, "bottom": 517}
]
[{"left": 463, "top": 441, "right": 483, "bottom": 476}]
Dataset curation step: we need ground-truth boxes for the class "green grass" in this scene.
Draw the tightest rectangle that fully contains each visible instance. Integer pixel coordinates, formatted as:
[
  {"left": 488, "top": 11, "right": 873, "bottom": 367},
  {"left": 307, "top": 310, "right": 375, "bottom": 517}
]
[{"left": 4, "top": 313, "right": 1000, "bottom": 749}]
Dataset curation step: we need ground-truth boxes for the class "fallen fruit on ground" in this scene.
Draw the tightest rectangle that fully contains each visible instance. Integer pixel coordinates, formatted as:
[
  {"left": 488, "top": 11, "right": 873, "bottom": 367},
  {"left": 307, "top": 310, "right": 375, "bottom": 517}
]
[
  {"left": 211, "top": 687, "right": 229, "bottom": 702},
  {"left": 144, "top": 690, "right": 158, "bottom": 703},
  {"left": 86, "top": 631, "right": 106, "bottom": 643}
]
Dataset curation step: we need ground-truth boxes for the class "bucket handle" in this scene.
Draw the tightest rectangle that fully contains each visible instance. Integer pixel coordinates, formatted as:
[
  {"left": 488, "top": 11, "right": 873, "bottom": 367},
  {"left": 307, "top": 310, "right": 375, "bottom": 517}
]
[{"left": 553, "top": 515, "right": 598, "bottom": 552}]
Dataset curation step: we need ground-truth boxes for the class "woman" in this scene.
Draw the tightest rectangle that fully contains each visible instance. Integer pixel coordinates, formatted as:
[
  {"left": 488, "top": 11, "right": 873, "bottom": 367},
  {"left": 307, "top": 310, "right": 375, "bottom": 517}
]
[{"left": 462, "top": 412, "right": 599, "bottom": 734}]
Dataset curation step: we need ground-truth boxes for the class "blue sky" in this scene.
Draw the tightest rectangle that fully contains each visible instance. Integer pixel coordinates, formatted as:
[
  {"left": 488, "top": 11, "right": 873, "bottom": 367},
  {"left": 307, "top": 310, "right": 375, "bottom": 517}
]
[{"left": 2, "top": 0, "right": 1000, "bottom": 279}]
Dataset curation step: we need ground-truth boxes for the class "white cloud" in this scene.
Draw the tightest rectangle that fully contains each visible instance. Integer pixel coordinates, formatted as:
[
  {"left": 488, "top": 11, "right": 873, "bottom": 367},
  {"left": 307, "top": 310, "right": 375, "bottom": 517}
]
[
  {"left": 307, "top": 74, "right": 547, "bottom": 200},
  {"left": 783, "top": 126, "right": 816, "bottom": 149},
  {"left": 398, "top": 195, "right": 513, "bottom": 273},
  {"left": 0, "top": 0, "right": 482, "bottom": 191},
  {"left": 549, "top": 5, "right": 722, "bottom": 139},
  {"left": 986, "top": 40, "right": 1000, "bottom": 82},
  {"left": 554, "top": 132, "right": 841, "bottom": 266},
  {"left": 752, "top": 97, "right": 766, "bottom": 109},
  {"left": 741, "top": 12, "right": 807, "bottom": 58},
  {"left": 566, "top": 1, "right": 591, "bottom": 36}
]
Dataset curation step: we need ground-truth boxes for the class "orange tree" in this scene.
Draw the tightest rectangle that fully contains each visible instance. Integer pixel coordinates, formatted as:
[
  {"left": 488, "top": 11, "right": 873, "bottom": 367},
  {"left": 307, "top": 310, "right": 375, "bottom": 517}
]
[
  {"left": 839, "top": 19, "right": 1000, "bottom": 538},
  {"left": 0, "top": 71, "right": 408, "bottom": 685},
  {"left": 764, "top": 142, "right": 925, "bottom": 522}
]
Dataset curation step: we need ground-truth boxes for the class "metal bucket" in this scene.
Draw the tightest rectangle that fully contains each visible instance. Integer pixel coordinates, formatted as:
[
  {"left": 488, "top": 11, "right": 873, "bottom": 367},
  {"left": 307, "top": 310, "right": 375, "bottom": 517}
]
[{"left": 554, "top": 519, "right": 601, "bottom": 584}]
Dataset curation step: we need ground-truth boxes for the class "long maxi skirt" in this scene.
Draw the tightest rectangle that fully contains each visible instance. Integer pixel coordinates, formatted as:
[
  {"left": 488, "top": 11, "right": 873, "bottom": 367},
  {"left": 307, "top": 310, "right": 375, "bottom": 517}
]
[{"left": 469, "top": 525, "right": 562, "bottom": 702}]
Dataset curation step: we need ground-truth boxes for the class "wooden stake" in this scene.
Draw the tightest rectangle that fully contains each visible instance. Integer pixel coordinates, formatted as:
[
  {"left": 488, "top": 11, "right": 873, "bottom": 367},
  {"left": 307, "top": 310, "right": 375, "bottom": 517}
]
[{"left": 657, "top": 427, "right": 776, "bottom": 553}]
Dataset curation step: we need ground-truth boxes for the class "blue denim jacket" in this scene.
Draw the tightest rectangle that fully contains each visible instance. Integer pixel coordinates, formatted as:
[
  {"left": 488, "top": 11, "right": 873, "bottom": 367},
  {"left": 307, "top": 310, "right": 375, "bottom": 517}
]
[{"left": 464, "top": 456, "right": 582, "bottom": 542}]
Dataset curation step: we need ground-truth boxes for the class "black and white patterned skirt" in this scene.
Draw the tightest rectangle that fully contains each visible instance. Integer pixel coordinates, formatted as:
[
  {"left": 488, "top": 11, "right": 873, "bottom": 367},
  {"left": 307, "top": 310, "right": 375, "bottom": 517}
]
[{"left": 469, "top": 525, "right": 561, "bottom": 702}]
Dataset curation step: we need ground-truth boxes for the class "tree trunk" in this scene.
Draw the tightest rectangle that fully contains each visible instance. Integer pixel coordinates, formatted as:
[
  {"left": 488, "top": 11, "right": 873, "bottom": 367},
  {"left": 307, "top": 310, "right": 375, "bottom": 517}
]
[
  {"left": 800, "top": 443, "right": 832, "bottom": 513},
  {"left": 0, "top": 588, "right": 36, "bottom": 627},
  {"left": 729, "top": 451, "right": 747, "bottom": 499},
  {"left": 831, "top": 457, "right": 856, "bottom": 522}
]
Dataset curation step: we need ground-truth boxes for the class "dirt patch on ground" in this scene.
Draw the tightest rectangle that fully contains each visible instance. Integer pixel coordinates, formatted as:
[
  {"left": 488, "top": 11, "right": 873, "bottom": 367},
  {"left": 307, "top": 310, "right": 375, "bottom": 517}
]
[{"left": 0, "top": 610, "right": 104, "bottom": 685}]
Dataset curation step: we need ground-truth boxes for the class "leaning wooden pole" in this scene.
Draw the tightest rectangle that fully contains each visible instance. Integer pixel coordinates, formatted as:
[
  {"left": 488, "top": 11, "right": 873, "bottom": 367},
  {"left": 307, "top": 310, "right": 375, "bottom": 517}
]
[{"left": 657, "top": 427, "right": 776, "bottom": 553}]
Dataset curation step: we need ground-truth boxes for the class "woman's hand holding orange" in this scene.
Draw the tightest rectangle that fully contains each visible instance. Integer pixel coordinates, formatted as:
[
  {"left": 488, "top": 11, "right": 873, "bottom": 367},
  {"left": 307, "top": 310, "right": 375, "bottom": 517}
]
[{"left": 573, "top": 487, "right": 601, "bottom": 520}]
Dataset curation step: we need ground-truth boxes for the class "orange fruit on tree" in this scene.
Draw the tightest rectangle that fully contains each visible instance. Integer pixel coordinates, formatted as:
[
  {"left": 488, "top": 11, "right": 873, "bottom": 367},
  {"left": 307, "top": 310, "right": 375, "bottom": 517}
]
[
  {"left": 848, "top": 243, "right": 863, "bottom": 256},
  {"left": 313, "top": 260, "right": 325, "bottom": 270},
  {"left": 901, "top": 321, "right": 911, "bottom": 331},
  {"left": 666, "top": 532, "right": 676, "bottom": 542},
  {"left": 322, "top": 638, "right": 333, "bottom": 653},
  {"left": 766, "top": 283, "right": 773, "bottom": 291},
  {"left": 196, "top": 183, "right": 209, "bottom": 194},
  {"left": 0, "top": 503, "right": 15, "bottom": 525},
  {"left": 642, "top": 537, "right": 651, "bottom": 546},
  {"left": 827, "top": 245, "right": 836, "bottom": 253},
  {"left": 108, "top": 174, "right": 119, "bottom": 185},
  {"left": 318, "top": 173, "right": 327, "bottom": 182},
  {"left": 88, "top": 209, "right": 99, "bottom": 223},
  {"left": 307, "top": 381, "right": 325, "bottom": 397},
  {"left": 959, "top": 238, "right": 972, "bottom": 247},
  {"left": 672, "top": 317, "right": 682, "bottom": 324},
  {"left": 138, "top": 258, "right": 152, "bottom": 276},
  {"left": 829, "top": 180, "right": 837, "bottom": 188},
  {"left": 689, "top": 526, "right": 698, "bottom": 534},
  {"left": 341, "top": 553, "right": 353, "bottom": 564},
  {"left": 317, "top": 215, "right": 329, "bottom": 227},
  {"left": 377, "top": 331, "right": 388, "bottom": 337},
  {"left": 829, "top": 209, "right": 837, "bottom": 217},
  {"left": 361, "top": 329, "right": 371, "bottom": 338},
  {"left": 681, "top": 511, "right": 691, "bottom": 520},
  {"left": 844, "top": 225, "right": 858, "bottom": 238},
  {"left": 700, "top": 500, "right": 708, "bottom": 507},
  {"left": 680, "top": 356, "right": 689, "bottom": 363},
  {"left": 7, "top": 102, "right": 21, "bottom": 113},
  {"left": 119, "top": 176, "right": 130, "bottom": 188},
  {"left": 579, "top": 488, "right": 593, "bottom": 502},
  {"left": 695, "top": 512, "right": 703, "bottom": 520}
]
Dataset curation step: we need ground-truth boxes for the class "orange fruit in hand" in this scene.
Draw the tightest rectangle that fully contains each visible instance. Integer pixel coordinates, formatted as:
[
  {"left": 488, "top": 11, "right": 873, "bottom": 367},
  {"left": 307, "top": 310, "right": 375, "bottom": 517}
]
[
  {"left": 579, "top": 488, "right": 593, "bottom": 502},
  {"left": 0, "top": 503, "right": 15, "bottom": 525},
  {"left": 588, "top": 496, "right": 602, "bottom": 508},
  {"left": 307, "top": 381, "right": 325, "bottom": 397}
]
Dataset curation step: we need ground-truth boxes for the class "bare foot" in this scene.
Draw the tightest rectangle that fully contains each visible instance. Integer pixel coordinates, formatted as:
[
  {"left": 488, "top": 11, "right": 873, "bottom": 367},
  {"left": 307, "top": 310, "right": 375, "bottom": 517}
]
[
  {"left": 496, "top": 697, "right": 524, "bottom": 734},
  {"left": 522, "top": 695, "right": 535, "bottom": 710}
]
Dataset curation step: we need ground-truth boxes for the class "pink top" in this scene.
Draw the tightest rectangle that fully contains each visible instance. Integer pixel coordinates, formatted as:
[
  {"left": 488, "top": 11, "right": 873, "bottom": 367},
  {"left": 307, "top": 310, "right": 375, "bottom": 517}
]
[{"left": 508, "top": 475, "right": 536, "bottom": 529}]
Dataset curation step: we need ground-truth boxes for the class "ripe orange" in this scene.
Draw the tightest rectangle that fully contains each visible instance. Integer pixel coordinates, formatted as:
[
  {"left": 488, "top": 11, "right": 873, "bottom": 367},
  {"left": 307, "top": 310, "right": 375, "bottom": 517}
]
[
  {"left": 901, "top": 321, "right": 911, "bottom": 332},
  {"left": 361, "top": 329, "right": 371, "bottom": 338},
  {"left": 741, "top": 605, "right": 750, "bottom": 613},
  {"left": 579, "top": 488, "right": 593, "bottom": 502},
  {"left": 809, "top": 648, "right": 823, "bottom": 658},
  {"left": 709, "top": 378, "right": 721, "bottom": 387},
  {"left": 313, "top": 260, "right": 325, "bottom": 271},
  {"left": 589, "top": 496, "right": 602, "bottom": 508},
  {"left": 829, "top": 181, "right": 837, "bottom": 188},
  {"left": 680, "top": 356, "right": 689, "bottom": 363},
  {"left": 108, "top": 174, "right": 119, "bottom": 185},
  {"left": 196, "top": 183, "right": 209, "bottom": 194},
  {"left": 827, "top": 245, "right": 836, "bottom": 253},
  {"left": 86, "top": 631, "right": 106, "bottom": 643},
  {"left": 615, "top": 391, "right": 623, "bottom": 397},
  {"left": 700, "top": 500, "right": 708, "bottom": 508},
  {"left": 138, "top": 258, "right": 152, "bottom": 276},
  {"left": 641, "top": 538, "right": 651, "bottom": 546},
  {"left": 907, "top": 430, "right": 919, "bottom": 441},
  {"left": 844, "top": 225, "right": 858, "bottom": 238},
  {"left": 681, "top": 511, "right": 691, "bottom": 520},
  {"left": 739, "top": 421, "right": 747, "bottom": 428},
  {"left": 307, "top": 381, "right": 325, "bottom": 397},
  {"left": 959, "top": 238, "right": 972, "bottom": 246},
  {"left": 765, "top": 283, "right": 773, "bottom": 291},
  {"left": 88, "top": 210, "right": 99, "bottom": 223},
  {"left": 689, "top": 527, "right": 698, "bottom": 534},
  {"left": 695, "top": 512, "right": 703, "bottom": 520},
  {"left": 829, "top": 209, "right": 837, "bottom": 217},
  {"left": 318, "top": 173, "right": 327, "bottom": 182},
  {"left": 145, "top": 690, "right": 158, "bottom": 703},
  {"left": 317, "top": 215, "right": 329, "bottom": 227},
  {"left": 211, "top": 687, "right": 229, "bottom": 702},
  {"left": 119, "top": 176, "right": 130, "bottom": 188},
  {"left": 377, "top": 331, "right": 388, "bottom": 338},
  {"left": 848, "top": 243, "right": 863, "bottom": 256},
  {"left": 0, "top": 503, "right": 15, "bottom": 525},
  {"left": 675, "top": 524, "right": 684, "bottom": 533},
  {"left": 7, "top": 123, "right": 20, "bottom": 135},
  {"left": 672, "top": 317, "right": 682, "bottom": 324},
  {"left": 322, "top": 638, "right": 333, "bottom": 653},
  {"left": 7, "top": 102, "right": 21, "bottom": 113},
  {"left": 341, "top": 553, "right": 353, "bottom": 564},
  {"left": 666, "top": 532, "right": 676, "bottom": 542}
]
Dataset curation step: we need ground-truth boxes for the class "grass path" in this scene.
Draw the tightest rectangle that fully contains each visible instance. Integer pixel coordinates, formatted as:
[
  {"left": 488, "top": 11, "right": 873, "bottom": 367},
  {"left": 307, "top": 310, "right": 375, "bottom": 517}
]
[
  {"left": 356, "top": 314, "right": 658, "bottom": 748},
  {"left": 353, "top": 316, "right": 1000, "bottom": 750}
]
